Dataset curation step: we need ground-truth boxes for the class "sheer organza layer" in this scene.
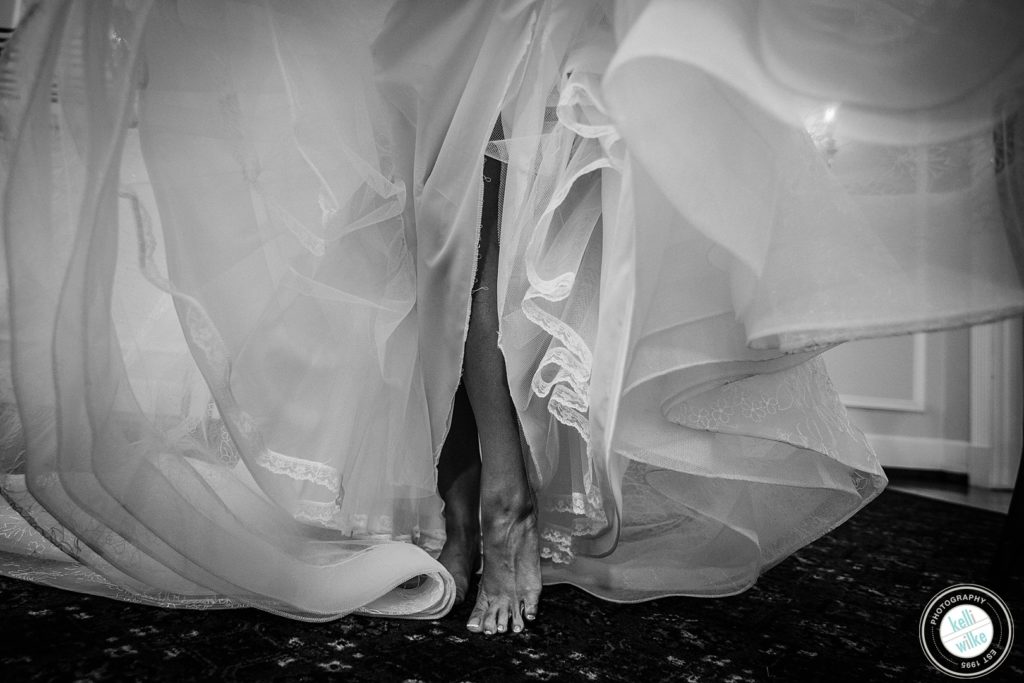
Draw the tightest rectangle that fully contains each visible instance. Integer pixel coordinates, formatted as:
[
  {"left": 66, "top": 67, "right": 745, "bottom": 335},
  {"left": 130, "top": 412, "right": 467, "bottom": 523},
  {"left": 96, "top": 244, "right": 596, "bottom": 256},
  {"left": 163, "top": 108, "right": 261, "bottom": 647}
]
[{"left": 1, "top": 0, "right": 1021, "bottom": 619}]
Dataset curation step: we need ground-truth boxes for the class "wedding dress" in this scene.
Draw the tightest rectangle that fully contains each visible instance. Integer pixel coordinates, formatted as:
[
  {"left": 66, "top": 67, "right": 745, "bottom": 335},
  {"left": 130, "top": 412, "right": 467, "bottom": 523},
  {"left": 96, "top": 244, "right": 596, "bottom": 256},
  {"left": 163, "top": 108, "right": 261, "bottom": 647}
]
[{"left": 1, "top": 0, "right": 1021, "bottom": 620}]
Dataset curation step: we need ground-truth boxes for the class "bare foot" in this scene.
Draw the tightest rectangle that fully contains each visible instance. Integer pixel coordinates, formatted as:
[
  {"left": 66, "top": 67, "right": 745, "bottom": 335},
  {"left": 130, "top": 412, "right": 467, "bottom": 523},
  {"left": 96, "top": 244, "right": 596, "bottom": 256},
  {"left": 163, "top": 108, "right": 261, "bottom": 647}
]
[
  {"left": 466, "top": 494, "right": 542, "bottom": 635},
  {"left": 462, "top": 146, "right": 540, "bottom": 634},
  {"left": 436, "top": 383, "right": 481, "bottom": 605},
  {"left": 437, "top": 519, "right": 479, "bottom": 605}
]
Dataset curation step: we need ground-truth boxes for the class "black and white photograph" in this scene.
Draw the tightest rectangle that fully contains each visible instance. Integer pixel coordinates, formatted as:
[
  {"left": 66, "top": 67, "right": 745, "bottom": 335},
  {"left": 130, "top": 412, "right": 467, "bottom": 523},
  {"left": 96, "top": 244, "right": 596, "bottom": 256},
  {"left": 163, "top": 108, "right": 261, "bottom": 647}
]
[{"left": 0, "top": 1, "right": 1021, "bottom": 680}]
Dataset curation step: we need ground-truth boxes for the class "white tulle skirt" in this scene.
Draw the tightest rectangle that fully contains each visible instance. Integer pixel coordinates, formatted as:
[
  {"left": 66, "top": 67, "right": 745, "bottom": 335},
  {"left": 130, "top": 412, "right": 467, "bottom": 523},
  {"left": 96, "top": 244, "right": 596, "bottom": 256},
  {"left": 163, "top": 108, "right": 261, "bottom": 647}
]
[{"left": 1, "top": 0, "right": 1022, "bottom": 620}]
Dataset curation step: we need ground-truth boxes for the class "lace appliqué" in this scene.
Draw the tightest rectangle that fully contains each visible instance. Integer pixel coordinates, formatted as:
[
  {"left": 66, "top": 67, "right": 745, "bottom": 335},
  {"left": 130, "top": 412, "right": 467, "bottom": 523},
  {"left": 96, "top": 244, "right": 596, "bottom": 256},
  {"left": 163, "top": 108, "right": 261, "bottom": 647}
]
[
  {"left": 540, "top": 527, "right": 574, "bottom": 564},
  {"left": 668, "top": 356, "right": 877, "bottom": 466},
  {"left": 256, "top": 450, "right": 342, "bottom": 495}
]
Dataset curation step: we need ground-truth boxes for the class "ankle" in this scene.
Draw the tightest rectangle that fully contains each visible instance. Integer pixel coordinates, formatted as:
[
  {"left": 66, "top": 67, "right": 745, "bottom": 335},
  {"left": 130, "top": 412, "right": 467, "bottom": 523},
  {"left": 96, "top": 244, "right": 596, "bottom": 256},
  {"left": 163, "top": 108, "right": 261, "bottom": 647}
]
[
  {"left": 481, "top": 488, "right": 535, "bottom": 524},
  {"left": 443, "top": 503, "right": 480, "bottom": 530}
]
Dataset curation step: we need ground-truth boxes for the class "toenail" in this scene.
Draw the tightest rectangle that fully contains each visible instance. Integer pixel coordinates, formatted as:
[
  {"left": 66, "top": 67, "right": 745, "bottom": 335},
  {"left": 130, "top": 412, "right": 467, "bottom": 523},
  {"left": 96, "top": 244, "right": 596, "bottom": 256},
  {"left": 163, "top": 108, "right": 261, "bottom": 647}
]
[{"left": 513, "top": 626, "right": 522, "bottom": 633}]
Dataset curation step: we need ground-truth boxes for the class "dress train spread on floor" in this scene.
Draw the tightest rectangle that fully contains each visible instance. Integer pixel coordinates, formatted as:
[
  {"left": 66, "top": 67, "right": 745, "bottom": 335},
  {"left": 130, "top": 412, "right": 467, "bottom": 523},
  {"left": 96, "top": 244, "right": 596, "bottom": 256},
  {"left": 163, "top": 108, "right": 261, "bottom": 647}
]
[{"left": 1, "top": 0, "right": 1022, "bottom": 619}]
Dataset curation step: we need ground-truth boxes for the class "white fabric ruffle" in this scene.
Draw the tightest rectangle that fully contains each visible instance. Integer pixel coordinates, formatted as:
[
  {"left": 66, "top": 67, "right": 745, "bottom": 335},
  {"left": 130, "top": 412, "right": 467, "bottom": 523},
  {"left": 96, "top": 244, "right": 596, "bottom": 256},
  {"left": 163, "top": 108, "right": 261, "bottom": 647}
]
[{"left": 1, "top": 0, "right": 1021, "bottom": 619}]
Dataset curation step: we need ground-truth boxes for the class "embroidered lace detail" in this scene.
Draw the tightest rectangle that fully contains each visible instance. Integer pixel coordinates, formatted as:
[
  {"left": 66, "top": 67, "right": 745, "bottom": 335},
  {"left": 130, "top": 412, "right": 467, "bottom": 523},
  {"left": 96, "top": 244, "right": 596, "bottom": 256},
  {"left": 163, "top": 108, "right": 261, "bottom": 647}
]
[
  {"left": 540, "top": 526, "right": 574, "bottom": 564},
  {"left": 212, "top": 418, "right": 242, "bottom": 467},
  {"left": 547, "top": 385, "right": 591, "bottom": 442},
  {"left": 293, "top": 499, "right": 342, "bottom": 527},
  {"left": 522, "top": 296, "right": 593, "bottom": 444},
  {"left": 0, "top": 497, "right": 63, "bottom": 559},
  {"left": 517, "top": 95, "right": 607, "bottom": 447},
  {"left": 543, "top": 483, "right": 607, "bottom": 524},
  {"left": 0, "top": 487, "right": 237, "bottom": 609},
  {"left": 0, "top": 400, "right": 28, "bottom": 471},
  {"left": 618, "top": 463, "right": 704, "bottom": 540},
  {"left": 292, "top": 501, "right": 441, "bottom": 552},
  {"left": 3, "top": 474, "right": 240, "bottom": 611},
  {"left": 256, "top": 450, "right": 342, "bottom": 495},
  {"left": 668, "top": 356, "right": 876, "bottom": 464},
  {"left": 124, "top": 187, "right": 350, "bottom": 501},
  {"left": 532, "top": 346, "right": 591, "bottom": 405},
  {"left": 538, "top": 482, "right": 611, "bottom": 565},
  {"left": 3, "top": 474, "right": 84, "bottom": 564},
  {"left": 513, "top": 65, "right": 626, "bottom": 566}
]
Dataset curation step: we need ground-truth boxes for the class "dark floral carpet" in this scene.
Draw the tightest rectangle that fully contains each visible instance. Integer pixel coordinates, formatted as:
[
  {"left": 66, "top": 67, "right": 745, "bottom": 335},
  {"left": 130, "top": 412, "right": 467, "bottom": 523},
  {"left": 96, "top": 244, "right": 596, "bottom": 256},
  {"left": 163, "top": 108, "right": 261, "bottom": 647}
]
[{"left": 1, "top": 488, "right": 1021, "bottom": 682}]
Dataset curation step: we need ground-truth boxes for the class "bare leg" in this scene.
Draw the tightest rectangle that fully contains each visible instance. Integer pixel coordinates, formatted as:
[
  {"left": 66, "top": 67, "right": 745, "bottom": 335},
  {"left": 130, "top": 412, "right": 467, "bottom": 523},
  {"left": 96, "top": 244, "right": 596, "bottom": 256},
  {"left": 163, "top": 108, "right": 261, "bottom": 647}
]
[
  {"left": 436, "top": 383, "right": 481, "bottom": 604},
  {"left": 463, "top": 154, "right": 542, "bottom": 635}
]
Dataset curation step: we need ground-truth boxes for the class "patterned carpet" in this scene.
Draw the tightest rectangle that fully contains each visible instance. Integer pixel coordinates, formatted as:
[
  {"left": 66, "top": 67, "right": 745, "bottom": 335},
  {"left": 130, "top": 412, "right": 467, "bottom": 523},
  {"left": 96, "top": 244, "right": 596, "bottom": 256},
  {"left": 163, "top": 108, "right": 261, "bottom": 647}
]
[{"left": 1, "top": 488, "right": 1021, "bottom": 682}]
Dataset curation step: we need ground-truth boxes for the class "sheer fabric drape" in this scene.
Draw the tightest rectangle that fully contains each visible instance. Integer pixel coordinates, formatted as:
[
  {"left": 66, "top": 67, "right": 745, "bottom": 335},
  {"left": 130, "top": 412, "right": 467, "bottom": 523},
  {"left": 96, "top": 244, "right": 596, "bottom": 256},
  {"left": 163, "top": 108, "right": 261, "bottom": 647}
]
[{"left": 1, "top": 0, "right": 1022, "bottom": 618}]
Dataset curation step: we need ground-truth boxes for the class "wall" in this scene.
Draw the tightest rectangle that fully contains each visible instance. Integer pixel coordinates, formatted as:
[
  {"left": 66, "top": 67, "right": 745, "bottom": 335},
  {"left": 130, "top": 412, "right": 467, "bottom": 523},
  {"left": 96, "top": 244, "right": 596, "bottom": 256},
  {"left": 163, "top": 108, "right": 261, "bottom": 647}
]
[{"left": 823, "top": 321, "right": 1022, "bottom": 489}]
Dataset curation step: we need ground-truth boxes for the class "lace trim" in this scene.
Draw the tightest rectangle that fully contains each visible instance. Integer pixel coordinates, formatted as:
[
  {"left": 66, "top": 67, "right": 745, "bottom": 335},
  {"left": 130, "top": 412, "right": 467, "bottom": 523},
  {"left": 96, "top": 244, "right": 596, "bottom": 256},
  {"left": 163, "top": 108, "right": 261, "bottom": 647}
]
[
  {"left": 292, "top": 502, "right": 444, "bottom": 554},
  {"left": 122, "top": 187, "right": 274, "bottom": 492},
  {"left": 522, "top": 297, "right": 593, "bottom": 445},
  {"left": 293, "top": 499, "right": 342, "bottom": 527},
  {"left": 348, "top": 513, "right": 394, "bottom": 536},
  {"left": 544, "top": 490, "right": 607, "bottom": 526},
  {"left": 214, "top": 420, "right": 241, "bottom": 467},
  {"left": 256, "top": 450, "right": 342, "bottom": 495},
  {"left": 521, "top": 294, "right": 593, "bottom": 368},
  {"left": 556, "top": 54, "right": 622, "bottom": 154},
  {"left": 548, "top": 387, "right": 591, "bottom": 443},
  {"left": 668, "top": 357, "right": 875, "bottom": 462},
  {"left": 538, "top": 481, "right": 611, "bottom": 566},
  {"left": 0, "top": 499, "right": 64, "bottom": 559},
  {"left": 540, "top": 526, "right": 574, "bottom": 564},
  {"left": 532, "top": 347, "right": 590, "bottom": 407},
  {"left": 572, "top": 513, "right": 608, "bottom": 537},
  {"left": 514, "top": 81, "right": 612, "bottom": 447}
]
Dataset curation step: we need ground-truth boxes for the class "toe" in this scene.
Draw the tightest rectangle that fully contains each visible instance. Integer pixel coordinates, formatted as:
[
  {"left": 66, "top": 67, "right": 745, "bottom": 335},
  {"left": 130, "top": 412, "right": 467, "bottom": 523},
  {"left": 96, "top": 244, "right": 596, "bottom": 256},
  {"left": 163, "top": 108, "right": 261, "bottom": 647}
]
[
  {"left": 466, "top": 593, "right": 488, "bottom": 632},
  {"left": 495, "top": 602, "right": 510, "bottom": 633},
  {"left": 512, "top": 602, "right": 525, "bottom": 633},
  {"left": 482, "top": 600, "right": 501, "bottom": 636},
  {"left": 523, "top": 590, "right": 540, "bottom": 621}
]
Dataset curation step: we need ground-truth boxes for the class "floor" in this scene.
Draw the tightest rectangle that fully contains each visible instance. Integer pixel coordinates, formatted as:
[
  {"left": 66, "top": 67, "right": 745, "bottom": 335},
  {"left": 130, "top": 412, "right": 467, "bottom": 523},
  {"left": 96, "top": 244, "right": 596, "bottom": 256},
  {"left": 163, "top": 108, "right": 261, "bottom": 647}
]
[{"left": 5, "top": 483, "right": 1021, "bottom": 683}]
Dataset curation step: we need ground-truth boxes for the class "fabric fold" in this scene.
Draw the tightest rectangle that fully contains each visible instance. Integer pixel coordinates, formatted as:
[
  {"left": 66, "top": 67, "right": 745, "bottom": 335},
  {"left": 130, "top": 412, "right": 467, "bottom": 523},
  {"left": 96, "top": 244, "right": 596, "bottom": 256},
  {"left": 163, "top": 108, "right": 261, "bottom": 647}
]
[{"left": 1, "top": 0, "right": 1021, "bottom": 618}]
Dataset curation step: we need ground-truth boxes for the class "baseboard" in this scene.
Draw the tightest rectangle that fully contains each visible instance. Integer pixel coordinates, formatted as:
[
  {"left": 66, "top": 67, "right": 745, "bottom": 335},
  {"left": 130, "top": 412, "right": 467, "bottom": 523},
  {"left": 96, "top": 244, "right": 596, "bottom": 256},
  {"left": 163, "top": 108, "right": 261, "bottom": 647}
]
[
  {"left": 883, "top": 466, "right": 968, "bottom": 487},
  {"left": 865, "top": 433, "right": 1019, "bottom": 490},
  {"left": 864, "top": 433, "right": 972, "bottom": 475}
]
